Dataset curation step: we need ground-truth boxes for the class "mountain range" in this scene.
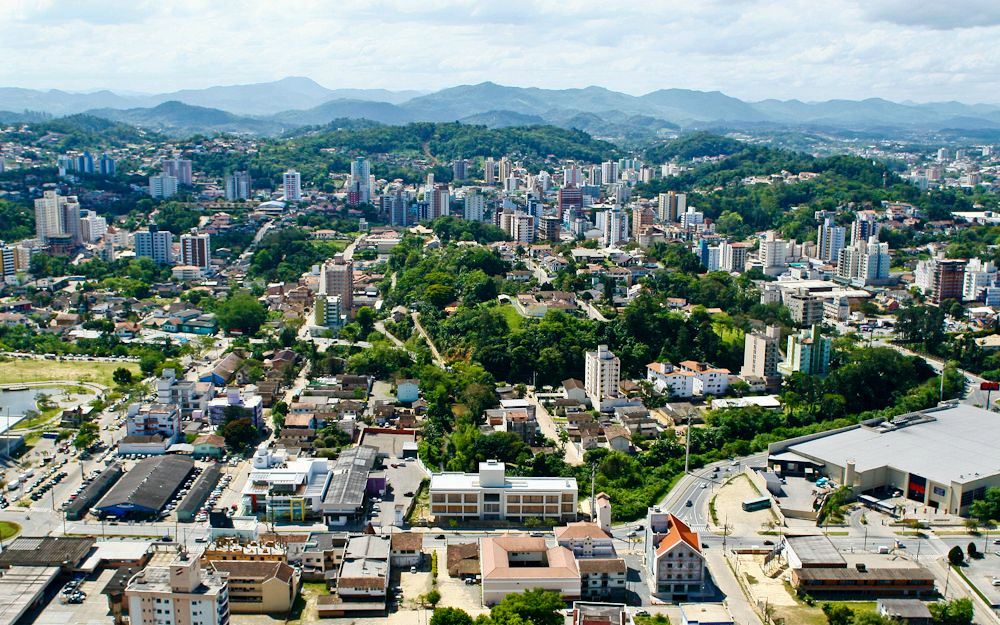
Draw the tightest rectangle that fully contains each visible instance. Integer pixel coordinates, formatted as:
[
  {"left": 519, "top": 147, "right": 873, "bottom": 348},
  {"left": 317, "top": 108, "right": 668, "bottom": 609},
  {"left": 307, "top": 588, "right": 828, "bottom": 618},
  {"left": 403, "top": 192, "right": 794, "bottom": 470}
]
[{"left": 3, "top": 77, "right": 1000, "bottom": 138}]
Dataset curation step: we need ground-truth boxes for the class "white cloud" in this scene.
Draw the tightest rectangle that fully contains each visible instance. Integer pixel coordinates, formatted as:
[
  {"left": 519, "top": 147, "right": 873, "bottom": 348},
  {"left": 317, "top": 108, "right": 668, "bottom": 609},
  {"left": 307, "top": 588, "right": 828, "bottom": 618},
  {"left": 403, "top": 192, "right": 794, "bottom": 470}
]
[{"left": 0, "top": 0, "right": 997, "bottom": 102}]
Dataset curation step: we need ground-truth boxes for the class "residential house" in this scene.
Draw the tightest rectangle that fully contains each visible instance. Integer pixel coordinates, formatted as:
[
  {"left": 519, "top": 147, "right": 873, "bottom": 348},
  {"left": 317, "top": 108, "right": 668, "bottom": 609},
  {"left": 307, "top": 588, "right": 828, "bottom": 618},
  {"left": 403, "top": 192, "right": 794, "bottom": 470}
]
[{"left": 645, "top": 509, "right": 706, "bottom": 600}]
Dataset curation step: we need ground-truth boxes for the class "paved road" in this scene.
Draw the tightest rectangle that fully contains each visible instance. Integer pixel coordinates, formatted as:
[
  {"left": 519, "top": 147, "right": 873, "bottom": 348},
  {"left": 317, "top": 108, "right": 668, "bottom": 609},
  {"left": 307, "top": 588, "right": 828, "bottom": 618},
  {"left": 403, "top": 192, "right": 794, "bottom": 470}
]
[
  {"left": 525, "top": 392, "right": 582, "bottom": 466},
  {"left": 411, "top": 312, "right": 446, "bottom": 367}
]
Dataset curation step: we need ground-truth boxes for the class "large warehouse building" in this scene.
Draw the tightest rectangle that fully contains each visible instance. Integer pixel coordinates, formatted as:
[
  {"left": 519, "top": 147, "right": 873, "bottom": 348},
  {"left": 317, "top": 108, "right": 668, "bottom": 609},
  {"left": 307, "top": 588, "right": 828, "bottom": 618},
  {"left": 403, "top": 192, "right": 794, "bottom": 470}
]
[
  {"left": 96, "top": 456, "right": 195, "bottom": 519},
  {"left": 767, "top": 402, "right": 1000, "bottom": 516}
]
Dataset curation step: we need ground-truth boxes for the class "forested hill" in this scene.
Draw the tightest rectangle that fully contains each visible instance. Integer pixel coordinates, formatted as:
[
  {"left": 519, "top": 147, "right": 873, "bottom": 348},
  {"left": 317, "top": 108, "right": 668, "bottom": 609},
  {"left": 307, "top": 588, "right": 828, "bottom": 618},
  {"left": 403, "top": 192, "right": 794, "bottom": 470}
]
[{"left": 194, "top": 122, "right": 620, "bottom": 187}]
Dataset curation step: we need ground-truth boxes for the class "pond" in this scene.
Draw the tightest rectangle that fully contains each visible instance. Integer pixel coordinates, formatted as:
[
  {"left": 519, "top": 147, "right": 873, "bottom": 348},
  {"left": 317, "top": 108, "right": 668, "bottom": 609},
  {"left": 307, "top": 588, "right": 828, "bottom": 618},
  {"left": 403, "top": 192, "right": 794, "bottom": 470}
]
[{"left": 0, "top": 386, "right": 65, "bottom": 432}]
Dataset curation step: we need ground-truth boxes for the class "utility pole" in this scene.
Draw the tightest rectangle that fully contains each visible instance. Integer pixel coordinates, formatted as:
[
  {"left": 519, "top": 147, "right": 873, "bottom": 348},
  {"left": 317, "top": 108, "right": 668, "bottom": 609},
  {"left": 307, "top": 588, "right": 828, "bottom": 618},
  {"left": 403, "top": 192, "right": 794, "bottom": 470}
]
[
  {"left": 590, "top": 463, "right": 597, "bottom": 521},
  {"left": 684, "top": 415, "right": 691, "bottom": 474}
]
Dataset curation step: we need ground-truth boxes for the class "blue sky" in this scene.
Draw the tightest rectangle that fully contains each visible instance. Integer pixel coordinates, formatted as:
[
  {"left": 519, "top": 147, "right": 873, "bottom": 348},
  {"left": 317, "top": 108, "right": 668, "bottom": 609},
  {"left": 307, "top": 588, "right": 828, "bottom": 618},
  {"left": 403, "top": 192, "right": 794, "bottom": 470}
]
[{"left": 2, "top": 0, "right": 999, "bottom": 102}]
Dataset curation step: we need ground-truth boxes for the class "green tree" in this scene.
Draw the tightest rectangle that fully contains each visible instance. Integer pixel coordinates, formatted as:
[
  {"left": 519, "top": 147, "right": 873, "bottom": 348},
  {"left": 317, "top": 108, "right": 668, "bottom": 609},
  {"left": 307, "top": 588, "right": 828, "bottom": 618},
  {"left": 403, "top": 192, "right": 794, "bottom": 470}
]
[
  {"left": 948, "top": 545, "right": 965, "bottom": 566},
  {"left": 969, "top": 487, "right": 1000, "bottom": 524},
  {"left": 112, "top": 367, "right": 133, "bottom": 386},
  {"left": 430, "top": 607, "right": 473, "bottom": 625},
  {"left": 488, "top": 588, "right": 564, "bottom": 625},
  {"left": 73, "top": 421, "right": 99, "bottom": 450},
  {"left": 821, "top": 602, "right": 854, "bottom": 625},
  {"left": 928, "top": 598, "right": 974, "bottom": 625},
  {"left": 215, "top": 291, "right": 267, "bottom": 336},
  {"left": 356, "top": 306, "right": 375, "bottom": 336}
]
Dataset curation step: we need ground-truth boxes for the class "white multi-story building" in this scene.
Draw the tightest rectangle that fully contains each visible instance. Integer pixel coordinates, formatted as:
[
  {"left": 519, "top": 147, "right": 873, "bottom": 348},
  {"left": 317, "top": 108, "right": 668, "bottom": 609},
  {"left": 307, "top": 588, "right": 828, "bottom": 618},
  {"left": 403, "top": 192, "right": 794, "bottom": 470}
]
[
  {"left": 125, "top": 402, "right": 182, "bottom": 443},
  {"left": 243, "top": 451, "right": 331, "bottom": 522},
  {"left": 678, "top": 361, "right": 730, "bottom": 396},
  {"left": 645, "top": 362, "right": 695, "bottom": 399},
  {"left": 963, "top": 258, "right": 997, "bottom": 301},
  {"left": 125, "top": 551, "right": 230, "bottom": 625},
  {"left": 429, "top": 460, "right": 577, "bottom": 522},
  {"left": 149, "top": 174, "right": 179, "bottom": 199},
  {"left": 657, "top": 192, "right": 686, "bottom": 222},
  {"left": 134, "top": 224, "right": 174, "bottom": 264},
  {"left": 759, "top": 232, "right": 788, "bottom": 275},
  {"left": 464, "top": 190, "right": 486, "bottom": 222},
  {"left": 720, "top": 241, "right": 749, "bottom": 273},
  {"left": 282, "top": 169, "right": 302, "bottom": 202},
  {"left": 80, "top": 210, "right": 108, "bottom": 243},
  {"left": 836, "top": 237, "right": 890, "bottom": 285},
  {"left": 644, "top": 509, "right": 706, "bottom": 600},
  {"left": 679, "top": 207, "right": 704, "bottom": 229},
  {"left": 585, "top": 345, "right": 620, "bottom": 410},
  {"left": 33, "top": 190, "right": 80, "bottom": 243},
  {"left": 741, "top": 326, "right": 782, "bottom": 382},
  {"left": 817, "top": 217, "right": 846, "bottom": 263}
]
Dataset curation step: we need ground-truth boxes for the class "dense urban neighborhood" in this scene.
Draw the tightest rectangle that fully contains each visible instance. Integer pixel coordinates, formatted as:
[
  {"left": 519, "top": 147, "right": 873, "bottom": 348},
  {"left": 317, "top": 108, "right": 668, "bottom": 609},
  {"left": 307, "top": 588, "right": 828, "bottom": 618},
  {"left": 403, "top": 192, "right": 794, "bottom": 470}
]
[{"left": 0, "top": 75, "right": 999, "bottom": 625}]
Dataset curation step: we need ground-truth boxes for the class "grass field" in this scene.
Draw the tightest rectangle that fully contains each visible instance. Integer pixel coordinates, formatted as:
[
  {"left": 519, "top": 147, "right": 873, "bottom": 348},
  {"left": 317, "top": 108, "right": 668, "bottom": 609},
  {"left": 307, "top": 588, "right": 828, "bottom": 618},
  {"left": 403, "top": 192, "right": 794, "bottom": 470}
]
[
  {"left": 0, "top": 521, "right": 20, "bottom": 540},
  {"left": 498, "top": 304, "right": 524, "bottom": 331},
  {"left": 0, "top": 358, "right": 140, "bottom": 388}
]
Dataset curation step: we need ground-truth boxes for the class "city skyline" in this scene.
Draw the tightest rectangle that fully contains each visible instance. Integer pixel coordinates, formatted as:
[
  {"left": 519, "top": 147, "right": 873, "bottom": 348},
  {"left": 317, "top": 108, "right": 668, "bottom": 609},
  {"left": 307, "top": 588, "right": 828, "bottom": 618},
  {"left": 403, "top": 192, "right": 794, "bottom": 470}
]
[{"left": 3, "top": 0, "right": 1000, "bottom": 103}]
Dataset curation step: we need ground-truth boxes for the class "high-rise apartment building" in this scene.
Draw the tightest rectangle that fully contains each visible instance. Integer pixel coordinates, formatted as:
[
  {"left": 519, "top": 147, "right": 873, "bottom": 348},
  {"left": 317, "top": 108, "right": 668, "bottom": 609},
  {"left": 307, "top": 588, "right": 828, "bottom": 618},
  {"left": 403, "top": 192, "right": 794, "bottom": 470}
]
[
  {"left": 76, "top": 151, "right": 94, "bottom": 174},
  {"left": 817, "top": 217, "right": 846, "bottom": 263},
  {"left": 162, "top": 158, "right": 193, "bottom": 185},
  {"left": 484, "top": 157, "right": 496, "bottom": 185},
  {"left": 631, "top": 206, "right": 655, "bottom": 239},
  {"left": 557, "top": 186, "right": 583, "bottom": 219},
  {"left": 382, "top": 191, "right": 410, "bottom": 227},
  {"left": 34, "top": 190, "right": 81, "bottom": 244},
  {"left": 585, "top": 345, "right": 621, "bottom": 411},
  {"left": 134, "top": 224, "right": 174, "bottom": 265},
  {"left": 603, "top": 206, "right": 627, "bottom": 248},
  {"left": 425, "top": 185, "right": 450, "bottom": 220},
  {"left": 180, "top": 230, "right": 212, "bottom": 273},
  {"left": 125, "top": 550, "right": 231, "bottom": 625},
  {"left": 224, "top": 171, "right": 252, "bottom": 201},
  {"left": 741, "top": 325, "right": 782, "bottom": 383},
  {"left": 538, "top": 215, "right": 561, "bottom": 242},
  {"left": 600, "top": 161, "right": 619, "bottom": 186},
  {"left": 836, "top": 237, "right": 890, "bottom": 285},
  {"left": 149, "top": 174, "right": 179, "bottom": 199},
  {"left": 932, "top": 259, "right": 966, "bottom": 304},
  {"left": 320, "top": 255, "right": 353, "bottom": 319},
  {"left": 98, "top": 153, "right": 116, "bottom": 176},
  {"left": 963, "top": 258, "right": 997, "bottom": 302},
  {"left": 463, "top": 190, "right": 485, "bottom": 222},
  {"left": 657, "top": 192, "right": 686, "bottom": 222},
  {"left": 851, "top": 212, "right": 880, "bottom": 243},
  {"left": 720, "top": 242, "right": 749, "bottom": 273},
  {"left": 778, "top": 325, "right": 832, "bottom": 376},
  {"left": 80, "top": 210, "right": 108, "bottom": 243},
  {"left": 348, "top": 158, "right": 371, "bottom": 205},
  {"left": 453, "top": 159, "right": 468, "bottom": 180},
  {"left": 282, "top": 169, "right": 302, "bottom": 202}
]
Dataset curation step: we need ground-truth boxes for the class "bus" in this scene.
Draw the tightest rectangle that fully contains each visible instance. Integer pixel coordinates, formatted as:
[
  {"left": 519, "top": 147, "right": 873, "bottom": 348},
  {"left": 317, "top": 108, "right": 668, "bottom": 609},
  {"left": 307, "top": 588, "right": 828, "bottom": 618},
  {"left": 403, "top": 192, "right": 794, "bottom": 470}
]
[{"left": 742, "top": 496, "right": 772, "bottom": 512}]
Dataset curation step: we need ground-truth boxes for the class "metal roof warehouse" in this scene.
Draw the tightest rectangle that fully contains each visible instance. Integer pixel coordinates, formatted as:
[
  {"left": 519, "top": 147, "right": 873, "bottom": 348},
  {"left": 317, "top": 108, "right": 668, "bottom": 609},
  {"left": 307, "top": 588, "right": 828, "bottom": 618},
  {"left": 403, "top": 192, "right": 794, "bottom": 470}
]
[{"left": 96, "top": 456, "right": 195, "bottom": 518}]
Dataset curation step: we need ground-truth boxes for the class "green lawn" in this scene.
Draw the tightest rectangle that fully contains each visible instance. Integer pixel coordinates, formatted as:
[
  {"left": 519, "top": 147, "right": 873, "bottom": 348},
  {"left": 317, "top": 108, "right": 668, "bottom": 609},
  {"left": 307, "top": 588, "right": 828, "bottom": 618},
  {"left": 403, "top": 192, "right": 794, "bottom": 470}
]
[
  {"left": 0, "top": 359, "right": 139, "bottom": 388},
  {"left": 0, "top": 521, "right": 20, "bottom": 540},
  {"left": 498, "top": 304, "right": 524, "bottom": 331}
]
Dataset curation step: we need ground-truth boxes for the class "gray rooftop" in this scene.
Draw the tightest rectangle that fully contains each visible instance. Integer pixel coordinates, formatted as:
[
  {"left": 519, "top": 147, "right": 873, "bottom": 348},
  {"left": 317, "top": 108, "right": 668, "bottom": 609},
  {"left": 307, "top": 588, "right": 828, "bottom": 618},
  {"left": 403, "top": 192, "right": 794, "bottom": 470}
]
[
  {"left": 787, "top": 403, "right": 1000, "bottom": 485},
  {"left": 97, "top": 455, "right": 195, "bottom": 514},
  {"left": 786, "top": 535, "right": 846, "bottom": 567},
  {"left": 322, "top": 445, "right": 377, "bottom": 513},
  {"left": 0, "top": 566, "right": 60, "bottom": 625}
]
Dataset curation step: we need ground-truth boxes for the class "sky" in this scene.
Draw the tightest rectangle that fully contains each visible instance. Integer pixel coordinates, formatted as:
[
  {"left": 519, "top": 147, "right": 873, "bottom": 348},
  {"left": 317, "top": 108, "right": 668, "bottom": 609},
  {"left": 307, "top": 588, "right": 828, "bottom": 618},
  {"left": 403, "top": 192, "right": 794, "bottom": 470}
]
[{"left": 2, "top": 0, "right": 999, "bottom": 103}]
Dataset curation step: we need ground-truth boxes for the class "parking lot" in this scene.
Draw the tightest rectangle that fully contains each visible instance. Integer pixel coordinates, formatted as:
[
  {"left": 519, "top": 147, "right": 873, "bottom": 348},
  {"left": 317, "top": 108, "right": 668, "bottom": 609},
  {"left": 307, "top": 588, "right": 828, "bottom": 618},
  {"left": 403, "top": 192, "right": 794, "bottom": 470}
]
[
  {"left": 367, "top": 459, "right": 426, "bottom": 529},
  {"left": 30, "top": 568, "right": 116, "bottom": 625},
  {"left": 958, "top": 548, "right": 1000, "bottom": 607}
]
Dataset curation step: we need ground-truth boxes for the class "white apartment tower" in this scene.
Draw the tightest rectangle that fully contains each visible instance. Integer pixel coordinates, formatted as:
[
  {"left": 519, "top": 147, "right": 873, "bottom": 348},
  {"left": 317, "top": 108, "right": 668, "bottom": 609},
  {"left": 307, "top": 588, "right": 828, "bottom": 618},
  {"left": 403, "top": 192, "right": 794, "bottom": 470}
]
[
  {"left": 134, "top": 224, "right": 174, "bottom": 265},
  {"left": 464, "top": 190, "right": 486, "bottom": 222},
  {"left": 657, "top": 191, "right": 686, "bottom": 222},
  {"left": 282, "top": 169, "right": 302, "bottom": 202},
  {"left": 585, "top": 345, "right": 620, "bottom": 411},
  {"left": 817, "top": 217, "right": 846, "bottom": 263},
  {"left": 34, "top": 190, "right": 81, "bottom": 243}
]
